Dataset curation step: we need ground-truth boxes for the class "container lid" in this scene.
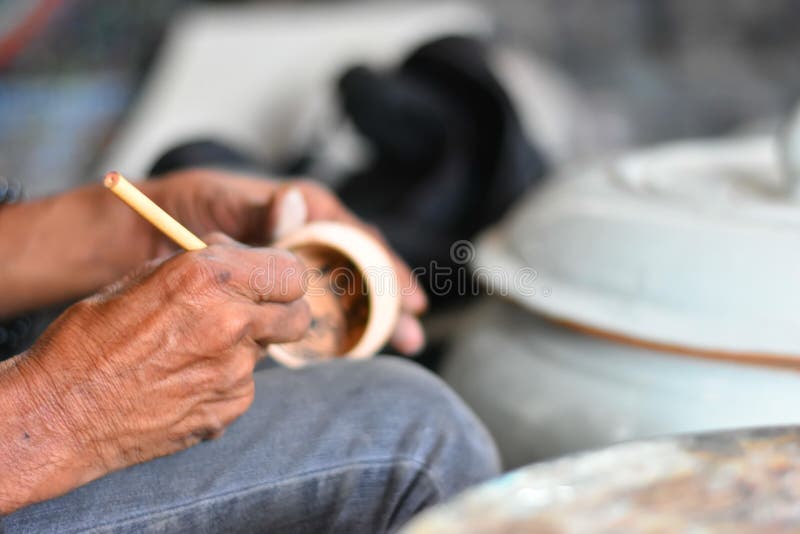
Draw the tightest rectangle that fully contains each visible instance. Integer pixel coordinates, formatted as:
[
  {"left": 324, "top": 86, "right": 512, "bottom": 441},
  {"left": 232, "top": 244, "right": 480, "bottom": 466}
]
[{"left": 475, "top": 132, "right": 800, "bottom": 360}]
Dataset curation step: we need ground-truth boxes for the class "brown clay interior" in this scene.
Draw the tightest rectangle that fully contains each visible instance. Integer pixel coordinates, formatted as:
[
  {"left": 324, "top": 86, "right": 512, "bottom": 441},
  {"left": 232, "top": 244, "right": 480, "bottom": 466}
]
[{"left": 276, "top": 245, "right": 370, "bottom": 363}]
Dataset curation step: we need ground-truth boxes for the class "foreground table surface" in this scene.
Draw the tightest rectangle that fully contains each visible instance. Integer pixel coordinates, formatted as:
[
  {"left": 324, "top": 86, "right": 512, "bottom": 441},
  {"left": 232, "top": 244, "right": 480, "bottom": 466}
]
[{"left": 404, "top": 427, "right": 800, "bottom": 533}]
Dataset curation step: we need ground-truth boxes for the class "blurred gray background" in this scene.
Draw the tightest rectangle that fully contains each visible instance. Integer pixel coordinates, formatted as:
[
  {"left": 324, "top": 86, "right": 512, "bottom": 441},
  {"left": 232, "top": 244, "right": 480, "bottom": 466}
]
[{"left": 1, "top": 0, "right": 799, "bottom": 195}]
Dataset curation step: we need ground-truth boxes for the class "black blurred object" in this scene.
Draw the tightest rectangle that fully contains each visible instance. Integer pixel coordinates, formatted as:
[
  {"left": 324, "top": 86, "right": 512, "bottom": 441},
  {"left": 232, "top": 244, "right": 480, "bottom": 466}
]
[
  {"left": 0, "top": 178, "right": 28, "bottom": 361},
  {"left": 148, "top": 36, "right": 547, "bottom": 309},
  {"left": 150, "top": 139, "right": 259, "bottom": 177},
  {"left": 0, "top": 177, "right": 24, "bottom": 204},
  {"left": 0, "top": 177, "right": 58, "bottom": 361},
  {"left": 335, "top": 36, "right": 547, "bottom": 307},
  {"left": 0, "top": 316, "right": 35, "bottom": 360}
]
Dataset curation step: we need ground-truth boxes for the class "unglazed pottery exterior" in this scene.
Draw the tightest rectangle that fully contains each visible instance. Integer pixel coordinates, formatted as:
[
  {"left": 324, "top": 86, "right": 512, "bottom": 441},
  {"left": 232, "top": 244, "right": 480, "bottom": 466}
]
[
  {"left": 782, "top": 102, "right": 800, "bottom": 198},
  {"left": 443, "top": 128, "right": 800, "bottom": 464},
  {"left": 441, "top": 299, "right": 800, "bottom": 467},
  {"left": 267, "top": 221, "right": 401, "bottom": 368},
  {"left": 476, "top": 134, "right": 800, "bottom": 362}
]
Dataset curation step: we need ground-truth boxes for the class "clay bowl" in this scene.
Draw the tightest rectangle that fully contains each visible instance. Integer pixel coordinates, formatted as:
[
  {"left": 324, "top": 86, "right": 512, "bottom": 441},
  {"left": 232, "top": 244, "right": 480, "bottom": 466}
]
[{"left": 267, "top": 221, "right": 401, "bottom": 367}]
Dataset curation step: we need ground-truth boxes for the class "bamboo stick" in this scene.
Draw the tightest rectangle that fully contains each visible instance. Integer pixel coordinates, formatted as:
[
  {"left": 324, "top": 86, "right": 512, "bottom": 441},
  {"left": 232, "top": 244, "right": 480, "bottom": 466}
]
[{"left": 104, "top": 172, "right": 207, "bottom": 251}]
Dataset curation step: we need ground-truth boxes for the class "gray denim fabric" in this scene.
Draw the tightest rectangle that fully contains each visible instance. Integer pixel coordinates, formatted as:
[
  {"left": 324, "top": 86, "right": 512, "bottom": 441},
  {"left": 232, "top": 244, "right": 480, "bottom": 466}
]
[{"left": 3, "top": 357, "right": 499, "bottom": 533}]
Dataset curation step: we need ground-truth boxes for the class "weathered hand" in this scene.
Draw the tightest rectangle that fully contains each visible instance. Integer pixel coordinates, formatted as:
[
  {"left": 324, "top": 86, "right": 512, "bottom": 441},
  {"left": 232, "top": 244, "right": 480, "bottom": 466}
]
[
  {"left": 144, "top": 169, "right": 428, "bottom": 355},
  {"left": 7, "top": 240, "right": 310, "bottom": 507}
]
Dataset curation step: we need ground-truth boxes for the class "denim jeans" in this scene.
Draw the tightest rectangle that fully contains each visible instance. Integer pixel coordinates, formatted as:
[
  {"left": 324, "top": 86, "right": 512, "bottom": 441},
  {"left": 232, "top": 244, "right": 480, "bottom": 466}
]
[{"left": 3, "top": 357, "right": 499, "bottom": 533}]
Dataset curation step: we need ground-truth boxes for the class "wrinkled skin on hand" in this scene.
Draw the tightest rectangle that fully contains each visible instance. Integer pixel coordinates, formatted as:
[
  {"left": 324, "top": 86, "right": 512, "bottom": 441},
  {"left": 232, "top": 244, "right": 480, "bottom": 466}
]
[
  {"left": 0, "top": 169, "right": 426, "bottom": 514},
  {"left": 14, "top": 241, "right": 310, "bottom": 494},
  {"left": 145, "top": 170, "right": 428, "bottom": 355}
]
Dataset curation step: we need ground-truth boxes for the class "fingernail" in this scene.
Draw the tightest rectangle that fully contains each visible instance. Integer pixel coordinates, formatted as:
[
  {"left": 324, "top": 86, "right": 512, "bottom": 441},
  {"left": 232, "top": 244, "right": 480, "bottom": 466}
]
[{"left": 273, "top": 187, "right": 308, "bottom": 240}]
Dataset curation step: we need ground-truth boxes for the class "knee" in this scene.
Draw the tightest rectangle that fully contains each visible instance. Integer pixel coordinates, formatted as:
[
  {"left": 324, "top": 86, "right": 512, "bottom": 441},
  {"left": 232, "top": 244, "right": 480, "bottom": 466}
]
[{"left": 333, "top": 357, "right": 501, "bottom": 499}]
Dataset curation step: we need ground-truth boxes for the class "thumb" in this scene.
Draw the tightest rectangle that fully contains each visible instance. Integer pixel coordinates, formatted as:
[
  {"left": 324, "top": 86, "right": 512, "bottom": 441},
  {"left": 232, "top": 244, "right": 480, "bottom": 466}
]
[
  {"left": 268, "top": 186, "right": 308, "bottom": 242},
  {"left": 201, "top": 232, "right": 240, "bottom": 246}
]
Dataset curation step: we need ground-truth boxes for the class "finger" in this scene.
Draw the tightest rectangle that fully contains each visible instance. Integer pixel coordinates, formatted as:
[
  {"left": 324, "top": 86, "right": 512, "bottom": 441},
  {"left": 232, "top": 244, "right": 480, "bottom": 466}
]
[
  {"left": 145, "top": 170, "right": 280, "bottom": 244},
  {"left": 268, "top": 180, "right": 428, "bottom": 315},
  {"left": 210, "top": 390, "right": 255, "bottom": 433},
  {"left": 389, "top": 313, "right": 426, "bottom": 356},
  {"left": 266, "top": 181, "right": 359, "bottom": 239},
  {"left": 187, "top": 384, "right": 255, "bottom": 441},
  {"left": 400, "top": 272, "right": 428, "bottom": 315},
  {"left": 268, "top": 186, "right": 309, "bottom": 241},
  {"left": 347, "top": 223, "right": 427, "bottom": 315},
  {"left": 247, "top": 298, "right": 312, "bottom": 345},
  {"left": 211, "top": 345, "right": 260, "bottom": 393},
  {"left": 373, "top": 233, "right": 427, "bottom": 316},
  {"left": 177, "top": 244, "right": 308, "bottom": 304},
  {"left": 298, "top": 181, "right": 427, "bottom": 314},
  {"left": 202, "top": 232, "right": 240, "bottom": 246}
]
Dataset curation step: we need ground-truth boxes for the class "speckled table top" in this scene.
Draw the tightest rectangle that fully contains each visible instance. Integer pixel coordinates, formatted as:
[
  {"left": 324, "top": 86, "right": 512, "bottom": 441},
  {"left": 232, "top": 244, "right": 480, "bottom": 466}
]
[{"left": 405, "top": 427, "right": 800, "bottom": 533}]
